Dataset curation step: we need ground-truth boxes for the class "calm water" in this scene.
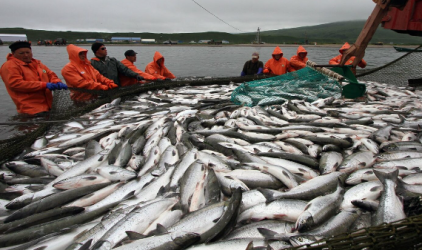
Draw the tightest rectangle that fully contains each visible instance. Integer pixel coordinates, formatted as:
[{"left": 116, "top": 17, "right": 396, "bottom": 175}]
[{"left": 0, "top": 45, "right": 403, "bottom": 138}]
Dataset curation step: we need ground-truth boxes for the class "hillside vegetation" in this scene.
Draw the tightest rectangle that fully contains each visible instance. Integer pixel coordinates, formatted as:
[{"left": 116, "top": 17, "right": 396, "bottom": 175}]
[{"left": 0, "top": 20, "right": 421, "bottom": 45}]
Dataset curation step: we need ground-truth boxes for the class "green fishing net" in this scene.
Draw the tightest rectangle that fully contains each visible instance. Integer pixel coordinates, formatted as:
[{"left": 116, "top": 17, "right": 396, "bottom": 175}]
[{"left": 230, "top": 67, "right": 343, "bottom": 107}]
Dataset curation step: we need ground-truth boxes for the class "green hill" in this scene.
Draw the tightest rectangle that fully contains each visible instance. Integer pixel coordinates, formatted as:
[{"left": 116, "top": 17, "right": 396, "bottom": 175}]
[
  {"left": 257, "top": 20, "right": 422, "bottom": 44},
  {"left": 0, "top": 20, "right": 421, "bottom": 45}
]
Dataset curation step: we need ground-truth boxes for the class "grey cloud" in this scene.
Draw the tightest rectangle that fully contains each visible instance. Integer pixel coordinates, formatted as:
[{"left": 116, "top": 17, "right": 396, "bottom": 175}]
[{"left": 0, "top": 0, "right": 376, "bottom": 33}]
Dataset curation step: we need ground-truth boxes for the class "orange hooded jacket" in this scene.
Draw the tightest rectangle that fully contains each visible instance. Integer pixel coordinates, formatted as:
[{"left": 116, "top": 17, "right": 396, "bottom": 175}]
[
  {"left": 120, "top": 58, "right": 157, "bottom": 86},
  {"left": 290, "top": 46, "right": 308, "bottom": 71},
  {"left": 264, "top": 46, "right": 295, "bottom": 76},
  {"left": 145, "top": 51, "right": 176, "bottom": 80},
  {"left": 61, "top": 44, "right": 116, "bottom": 101},
  {"left": 0, "top": 54, "right": 61, "bottom": 115},
  {"left": 329, "top": 42, "right": 367, "bottom": 74}
]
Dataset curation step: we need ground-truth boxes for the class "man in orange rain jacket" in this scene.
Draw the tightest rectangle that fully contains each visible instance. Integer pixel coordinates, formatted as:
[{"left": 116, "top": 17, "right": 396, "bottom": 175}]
[
  {"left": 263, "top": 46, "right": 295, "bottom": 76},
  {"left": 290, "top": 45, "right": 309, "bottom": 71},
  {"left": 61, "top": 44, "right": 118, "bottom": 101},
  {"left": 145, "top": 51, "right": 176, "bottom": 80},
  {"left": 0, "top": 41, "right": 67, "bottom": 115},
  {"left": 120, "top": 50, "right": 157, "bottom": 86},
  {"left": 329, "top": 42, "right": 367, "bottom": 75}
]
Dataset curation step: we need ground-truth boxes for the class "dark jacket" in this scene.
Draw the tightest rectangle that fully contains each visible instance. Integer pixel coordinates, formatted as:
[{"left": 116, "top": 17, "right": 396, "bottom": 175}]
[
  {"left": 241, "top": 60, "right": 263, "bottom": 76},
  {"left": 91, "top": 56, "right": 138, "bottom": 86}
]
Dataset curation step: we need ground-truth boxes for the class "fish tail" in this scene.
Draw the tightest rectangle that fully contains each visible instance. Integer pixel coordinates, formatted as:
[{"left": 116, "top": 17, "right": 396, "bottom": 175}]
[{"left": 374, "top": 168, "right": 398, "bottom": 184}]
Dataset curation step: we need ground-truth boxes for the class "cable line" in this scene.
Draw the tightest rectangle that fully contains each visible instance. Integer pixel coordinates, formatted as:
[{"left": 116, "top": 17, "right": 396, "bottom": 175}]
[{"left": 192, "top": 0, "right": 243, "bottom": 32}]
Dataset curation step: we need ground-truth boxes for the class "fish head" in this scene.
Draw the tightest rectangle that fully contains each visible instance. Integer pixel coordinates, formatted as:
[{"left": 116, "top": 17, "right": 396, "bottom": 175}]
[
  {"left": 172, "top": 232, "right": 201, "bottom": 247},
  {"left": 290, "top": 235, "right": 321, "bottom": 247},
  {"left": 294, "top": 212, "right": 314, "bottom": 232}
]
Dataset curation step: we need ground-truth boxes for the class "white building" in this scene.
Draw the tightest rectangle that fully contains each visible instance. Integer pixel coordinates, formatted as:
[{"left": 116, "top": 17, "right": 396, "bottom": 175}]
[
  {"left": 198, "top": 40, "right": 211, "bottom": 44},
  {"left": 141, "top": 39, "right": 156, "bottom": 43},
  {"left": 0, "top": 34, "right": 28, "bottom": 42}
]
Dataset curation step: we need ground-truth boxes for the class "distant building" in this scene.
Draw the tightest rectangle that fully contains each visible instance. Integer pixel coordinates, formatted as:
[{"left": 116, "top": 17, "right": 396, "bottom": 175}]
[
  {"left": 85, "top": 38, "right": 104, "bottom": 43},
  {"left": 141, "top": 39, "right": 156, "bottom": 43},
  {"left": 0, "top": 34, "right": 28, "bottom": 42},
  {"left": 189, "top": 40, "right": 196, "bottom": 44},
  {"left": 198, "top": 40, "right": 211, "bottom": 44},
  {"left": 111, "top": 37, "right": 141, "bottom": 43},
  {"left": 222, "top": 40, "right": 229, "bottom": 44}
]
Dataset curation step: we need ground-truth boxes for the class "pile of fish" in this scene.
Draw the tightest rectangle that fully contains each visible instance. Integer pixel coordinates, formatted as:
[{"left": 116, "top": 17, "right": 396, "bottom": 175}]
[{"left": 0, "top": 80, "right": 422, "bottom": 250}]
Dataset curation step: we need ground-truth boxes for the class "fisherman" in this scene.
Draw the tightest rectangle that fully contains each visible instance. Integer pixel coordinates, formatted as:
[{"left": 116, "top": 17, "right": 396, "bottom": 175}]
[
  {"left": 61, "top": 44, "right": 118, "bottom": 101},
  {"left": 0, "top": 41, "right": 67, "bottom": 115},
  {"left": 329, "top": 42, "right": 367, "bottom": 75},
  {"left": 240, "top": 52, "right": 263, "bottom": 76},
  {"left": 90, "top": 42, "right": 144, "bottom": 86},
  {"left": 263, "top": 46, "right": 295, "bottom": 76},
  {"left": 120, "top": 50, "right": 157, "bottom": 86},
  {"left": 290, "top": 45, "right": 309, "bottom": 71},
  {"left": 145, "top": 51, "right": 176, "bottom": 80}
]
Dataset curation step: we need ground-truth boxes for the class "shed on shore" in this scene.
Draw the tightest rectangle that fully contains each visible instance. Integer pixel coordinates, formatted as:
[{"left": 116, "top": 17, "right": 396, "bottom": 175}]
[{"left": 0, "top": 34, "right": 28, "bottom": 42}]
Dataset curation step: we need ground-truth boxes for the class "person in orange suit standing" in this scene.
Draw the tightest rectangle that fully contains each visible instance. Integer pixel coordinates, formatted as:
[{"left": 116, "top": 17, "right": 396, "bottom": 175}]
[
  {"left": 145, "top": 51, "right": 176, "bottom": 80},
  {"left": 0, "top": 41, "right": 67, "bottom": 115},
  {"left": 263, "top": 46, "right": 295, "bottom": 76},
  {"left": 61, "top": 44, "right": 118, "bottom": 101},
  {"left": 120, "top": 50, "right": 157, "bottom": 86},
  {"left": 329, "top": 42, "right": 367, "bottom": 75},
  {"left": 290, "top": 45, "right": 309, "bottom": 71}
]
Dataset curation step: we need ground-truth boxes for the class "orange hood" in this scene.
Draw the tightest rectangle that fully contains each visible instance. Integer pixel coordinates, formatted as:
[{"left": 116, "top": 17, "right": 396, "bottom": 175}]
[
  {"left": 272, "top": 46, "right": 283, "bottom": 59},
  {"left": 339, "top": 42, "right": 350, "bottom": 54},
  {"left": 153, "top": 51, "right": 165, "bottom": 65},
  {"left": 67, "top": 44, "right": 89, "bottom": 65},
  {"left": 297, "top": 46, "right": 307, "bottom": 56}
]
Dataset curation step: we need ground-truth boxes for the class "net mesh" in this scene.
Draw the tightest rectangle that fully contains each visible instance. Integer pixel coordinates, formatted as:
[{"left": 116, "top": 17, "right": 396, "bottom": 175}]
[
  {"left": 357, "top": 45, "right": 422, "bottom": 86},
  {"left": 230, "top": 67, "right": 343, "bottom": 107}
]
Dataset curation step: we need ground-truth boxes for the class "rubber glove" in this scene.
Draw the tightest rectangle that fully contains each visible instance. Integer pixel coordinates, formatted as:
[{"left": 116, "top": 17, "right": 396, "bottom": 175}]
[
  {"left": 99, "top": 85, "right": 109, "bottom": 91},
  {"left": 136, "top": 75, "right": 145, "bottom": 81},
  {"left": 46, "top": 83, "right": 58, "bottom": 91},
  {"left": 257, "top": 68, "right": 263, "bottom": 75},
  {"left": 56, "top": 82, "right": 68, "bottom": 90},
  {"left": 241, "top": 71, "right": 246, "bottom": 76},
  {"left": 263, "top": 68, "right": 270, "bottom": 74},
  {"left": 108, "top": 82, "right": 119, "bottom": 89}
]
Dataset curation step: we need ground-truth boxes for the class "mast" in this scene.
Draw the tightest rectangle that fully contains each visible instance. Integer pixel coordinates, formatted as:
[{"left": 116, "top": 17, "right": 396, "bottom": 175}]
[
  {"left": 253, "top": 27, "right": 261, "bottom": 44},
  {"left": 254, "top": 27, "right": 261, "bottom": 44}
]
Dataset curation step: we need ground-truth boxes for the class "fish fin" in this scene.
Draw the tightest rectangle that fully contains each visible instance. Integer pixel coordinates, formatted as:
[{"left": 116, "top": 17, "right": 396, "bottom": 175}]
[
  {"left": 156, "top": 223, "right": 169, "bottom": 235},
  {"left": 245, "top": 241, "right": 254, "bottom": 250},
  {"left": 84, "top": 176, "right": 98, "bottom": 180},
  {"left": 370, "top": 186, "right": 382, "bottom": 192},
  {"left": 33, "top": 247, "right": 47, "bottom": 250},
  {"left": 373, "top": 168, "right": 398, "bottom": 184},
  {"left": 257, "top": 228, "right": 279, "bottom": 240},
  {"left": 358, "top": 162, "right": 367, "bottom": 167},
  {"left": 121, "top": 191, "right": 136, "bottom": 201},
  {"left": 78, "top": 239, "right": 93, "bottom": 250},
  {"left": 257, "top": 188, "right": 275, "bottom": 203},
  {"left": 126, "top": 231, "right": 146, "bottom": 240},
  {"left": 157, "top": 186, "right": 167, "bottom": 196}
]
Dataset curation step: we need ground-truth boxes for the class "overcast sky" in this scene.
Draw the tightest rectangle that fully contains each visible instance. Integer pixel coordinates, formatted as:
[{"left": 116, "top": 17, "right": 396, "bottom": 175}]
[{"left": 0, "top": 0, "right": 376, "bottom": 33}]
